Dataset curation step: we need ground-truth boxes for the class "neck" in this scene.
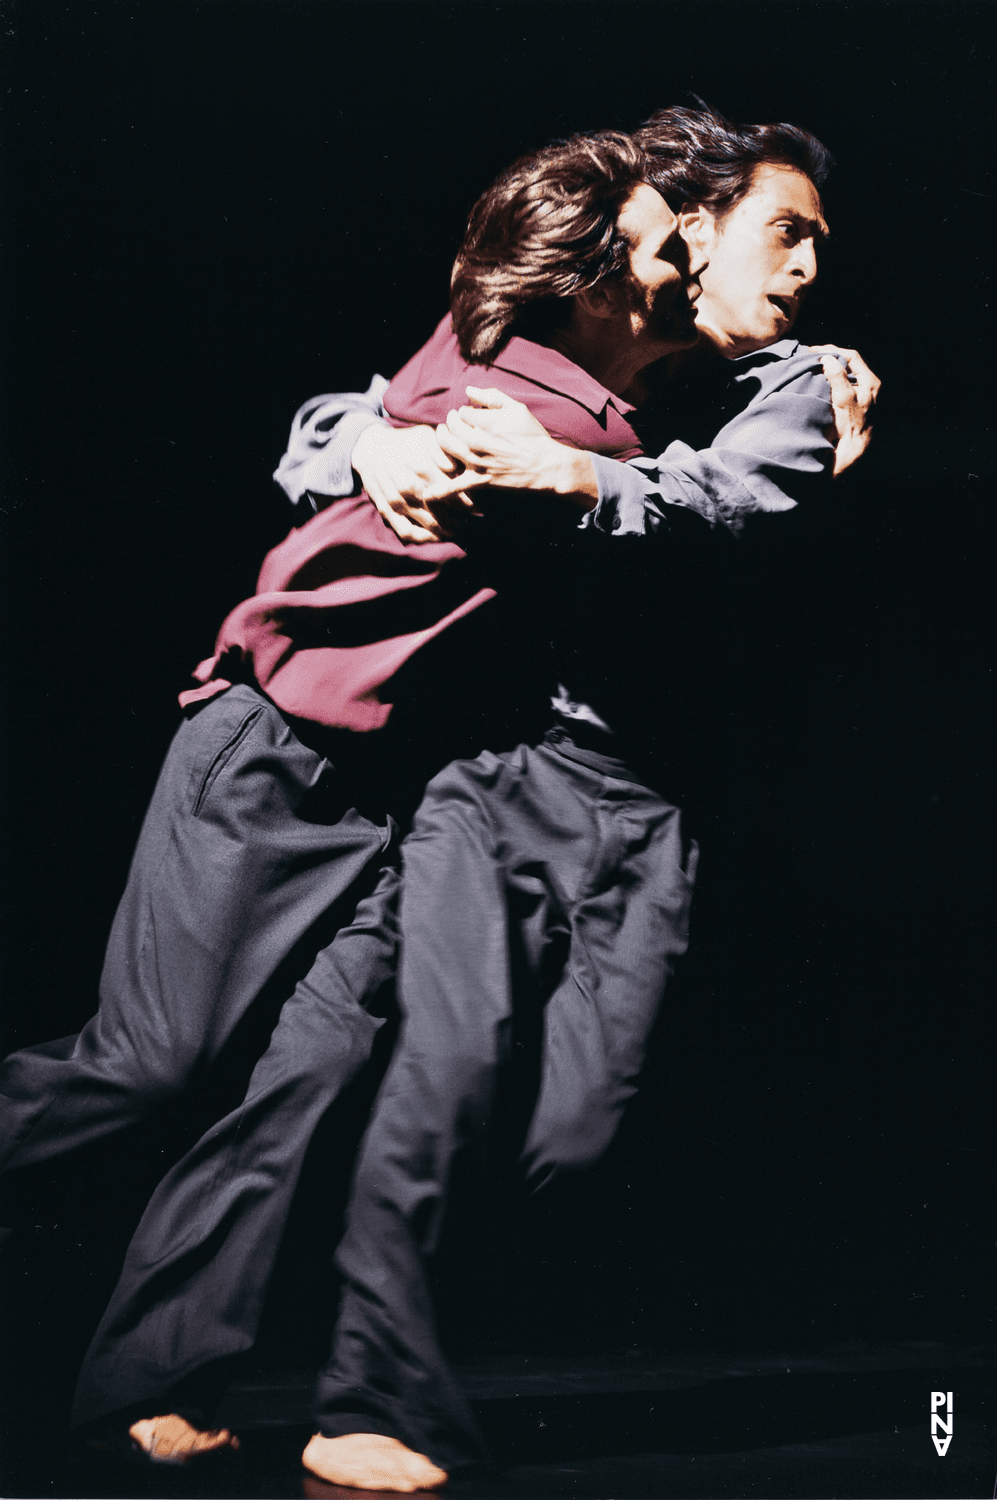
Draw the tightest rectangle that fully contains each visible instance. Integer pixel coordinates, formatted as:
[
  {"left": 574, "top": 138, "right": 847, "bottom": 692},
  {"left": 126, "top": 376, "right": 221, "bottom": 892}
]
[
  {"left": 663, "top": 334, "right": 726, "bottom": 379},
  {"left": 661, "top": 319, "right": 777, "bottom": 380},
  {"left": 685, "top": 306, "right": 792, "bottom": 361},
  {"left": 550, "top": 318, "right": 663, "bottom": 399}
]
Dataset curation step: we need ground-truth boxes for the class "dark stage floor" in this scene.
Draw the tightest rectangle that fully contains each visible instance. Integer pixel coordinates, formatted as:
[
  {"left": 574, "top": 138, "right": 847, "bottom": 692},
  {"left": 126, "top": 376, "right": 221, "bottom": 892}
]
[{"left": 3, "top": 1343, "right": 993, "bottom": 1499}]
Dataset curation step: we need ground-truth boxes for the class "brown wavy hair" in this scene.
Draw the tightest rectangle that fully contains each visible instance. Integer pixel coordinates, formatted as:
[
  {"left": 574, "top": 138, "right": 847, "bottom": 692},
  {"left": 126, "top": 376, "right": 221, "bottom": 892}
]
[
  {"left": 634, "top": 104, "right": 832, "bottom": 220},
  {"left": 450, "top": 131, "right": 648, "bottom": 366}
]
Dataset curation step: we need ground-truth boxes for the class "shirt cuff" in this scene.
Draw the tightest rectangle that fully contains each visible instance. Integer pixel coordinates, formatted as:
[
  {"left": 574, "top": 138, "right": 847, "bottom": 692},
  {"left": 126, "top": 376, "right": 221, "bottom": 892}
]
[
  {"left": 581, "top": 453, "right": 649, "bottom": 536},
  {"left": 276, "top": 408, "right": 388, "bottom": 515}
]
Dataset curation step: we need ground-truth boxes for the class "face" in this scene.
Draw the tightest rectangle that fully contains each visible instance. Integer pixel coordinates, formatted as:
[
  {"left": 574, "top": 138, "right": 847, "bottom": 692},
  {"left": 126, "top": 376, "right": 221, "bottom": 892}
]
[
  {"left": 682, "top": 164, "right": 829, "bottom": 357},
  {"left": 615, "top": 183, "right": 705, "bottom": 355}
]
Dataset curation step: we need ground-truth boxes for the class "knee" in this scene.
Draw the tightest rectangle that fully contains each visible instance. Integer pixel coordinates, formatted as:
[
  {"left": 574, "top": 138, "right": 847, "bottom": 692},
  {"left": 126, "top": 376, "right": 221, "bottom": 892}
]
[
  {"left": 76, "top": 1020, "right": 195, "bottom": 1108},
  {"left": 409, "top": 755, "right": 505, "bottom": 851},
  {"left": 242, "top": 1008, "right": 384, "bottom": 1111}
]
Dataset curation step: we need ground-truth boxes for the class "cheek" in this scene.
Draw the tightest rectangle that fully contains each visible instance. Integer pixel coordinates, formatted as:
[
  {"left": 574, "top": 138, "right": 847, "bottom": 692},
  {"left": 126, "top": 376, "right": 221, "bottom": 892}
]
[
  {"left": 727, "top": 270, "right": 771, "bottom": 328},
  {"left": 654, "top": 267, "right": 682, "bottom": 303},
  {"left": 701, "top": 254, "right": 740, "bottom": 304},
  {"left": 707, "top": 241, "right": 764, "bottom": 311}
]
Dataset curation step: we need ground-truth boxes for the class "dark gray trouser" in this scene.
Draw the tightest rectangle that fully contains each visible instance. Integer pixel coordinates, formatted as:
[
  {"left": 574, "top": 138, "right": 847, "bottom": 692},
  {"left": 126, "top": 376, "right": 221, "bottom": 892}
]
[
  {"left": 0, "top": 685, "right": 400, "bottom": 1428},
  {"left": 313, "top": 734, "right": 698, "bottom": 1471}
]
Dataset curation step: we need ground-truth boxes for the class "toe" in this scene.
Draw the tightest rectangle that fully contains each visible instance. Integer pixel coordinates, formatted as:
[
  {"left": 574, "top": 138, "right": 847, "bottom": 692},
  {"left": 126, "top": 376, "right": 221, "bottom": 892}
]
[{"left": 301, "top": 1433, "right": 447, "bottom": 1492}]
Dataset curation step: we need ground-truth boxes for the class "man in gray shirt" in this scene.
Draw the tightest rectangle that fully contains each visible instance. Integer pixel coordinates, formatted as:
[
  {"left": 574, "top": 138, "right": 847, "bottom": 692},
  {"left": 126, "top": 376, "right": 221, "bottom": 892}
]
[
  {"left": 287, "top": 109, "right": 878, "bottom": 1490},
  {"left": 0, "top": 108, "right": 874, "bottom": 1484}
]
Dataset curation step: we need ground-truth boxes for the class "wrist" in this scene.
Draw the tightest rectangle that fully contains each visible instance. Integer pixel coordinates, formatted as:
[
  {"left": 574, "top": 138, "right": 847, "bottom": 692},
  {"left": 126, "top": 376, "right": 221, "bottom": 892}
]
[
  {"left": 547, "top": 445, "right": 598, "bottom": 508},
  {"left": 350, "top": 417, "right": 390, "bottom": 487}
]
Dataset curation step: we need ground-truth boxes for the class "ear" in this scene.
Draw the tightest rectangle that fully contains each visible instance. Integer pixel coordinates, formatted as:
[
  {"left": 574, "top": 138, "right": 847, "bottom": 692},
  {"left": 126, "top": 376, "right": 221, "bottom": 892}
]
[
  {"left": 677, "top": 202, "right": 717, "bottom": 254},
  {"left": 574, "top": 277, "right": 628, "bottom": 322}
]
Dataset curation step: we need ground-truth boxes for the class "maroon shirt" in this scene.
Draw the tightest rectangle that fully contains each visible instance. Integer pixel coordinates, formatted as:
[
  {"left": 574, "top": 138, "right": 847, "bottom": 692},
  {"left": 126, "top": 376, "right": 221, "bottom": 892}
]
[{"left": 181, "top": 315, "right": 642, "bottom": 732}]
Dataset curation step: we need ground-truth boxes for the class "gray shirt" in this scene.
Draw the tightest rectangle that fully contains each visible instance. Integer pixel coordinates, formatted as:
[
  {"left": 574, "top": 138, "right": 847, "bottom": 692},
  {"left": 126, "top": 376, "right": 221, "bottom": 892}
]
[{"left": 273, "top": 340, "right": 837, "bottom": 539}]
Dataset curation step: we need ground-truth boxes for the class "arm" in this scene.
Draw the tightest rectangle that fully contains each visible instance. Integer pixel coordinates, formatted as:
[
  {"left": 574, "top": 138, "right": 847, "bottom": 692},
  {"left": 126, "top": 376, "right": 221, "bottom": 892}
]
[
  {"left": 278, "top": 346, "right": 878, "bottom": 543},
  {"left": 589, "top": 349, "right": 841, "bottom": 538},
  {"left": 444, "top": 347, "right": 876, "bottom": 541},
  {"left": 273, "top": 378, "right": 484, "bottom": 542},
  {"left": 434, "top": 400, "right": 720, "bottom": 538},
  {"left": 589, "top": 345, "right": 881, "bottom": 537}
]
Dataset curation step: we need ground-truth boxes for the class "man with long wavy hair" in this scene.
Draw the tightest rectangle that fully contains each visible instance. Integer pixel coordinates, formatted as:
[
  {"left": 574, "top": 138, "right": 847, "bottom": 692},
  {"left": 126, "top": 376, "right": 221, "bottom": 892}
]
[
  {"left": 0, "top": 109, "right": 876, "bottom": 1487},
  {"left": 279, "top": 108, "right": 877, "bottom": 1490}
]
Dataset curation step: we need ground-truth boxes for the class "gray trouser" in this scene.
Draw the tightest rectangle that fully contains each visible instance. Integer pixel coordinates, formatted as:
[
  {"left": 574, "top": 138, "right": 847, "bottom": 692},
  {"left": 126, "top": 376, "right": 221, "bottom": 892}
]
[
  {"left": 314, "top": 732, "right": 697, "bottom": 1470},
  {"left": 0, "top": 684, "right": 400, "bottom": 1427}
]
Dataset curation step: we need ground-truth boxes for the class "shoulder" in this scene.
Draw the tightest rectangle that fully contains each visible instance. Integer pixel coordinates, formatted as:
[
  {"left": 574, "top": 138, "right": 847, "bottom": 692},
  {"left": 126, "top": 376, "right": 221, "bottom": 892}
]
[
  {"left": 728, "top": 340, "right": 829, "bottom": 404},
  {"left": 384, "top": 314, "right": 472, "bottom": 425}
]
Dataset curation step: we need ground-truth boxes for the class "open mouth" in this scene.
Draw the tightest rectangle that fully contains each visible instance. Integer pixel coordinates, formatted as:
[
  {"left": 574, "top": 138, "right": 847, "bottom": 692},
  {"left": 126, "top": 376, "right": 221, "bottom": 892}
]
[{"left": 767, "top": 295, "right": 794, "bottom": 320}]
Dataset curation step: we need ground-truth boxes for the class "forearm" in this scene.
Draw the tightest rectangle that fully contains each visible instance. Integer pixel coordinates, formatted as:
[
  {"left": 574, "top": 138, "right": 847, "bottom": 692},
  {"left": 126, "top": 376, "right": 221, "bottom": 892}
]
[
  {"left": 529, "top": 445, "right": 599, "bottom": 508},
  {"left": 582, "top": 447, "right": 759, "bottom": 537},
  {"left": 584, "top": 356, "right": 836, "bottom": 540}
]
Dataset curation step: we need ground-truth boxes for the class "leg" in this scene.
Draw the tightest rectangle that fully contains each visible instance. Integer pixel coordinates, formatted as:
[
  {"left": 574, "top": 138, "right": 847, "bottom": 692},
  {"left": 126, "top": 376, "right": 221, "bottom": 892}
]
[
  {"left": 71, "top": 862, "right": 401, "bottom": 1430},
  {"left": 310, "top": 756, "right": 520, "bottom": 1481},
  {"left": 308, "top": 738, "right": 697, "bottom": 1485},
  {"left": 520, "top": 748, "right": 698, "bottom": 1185},
  {"left": 0, "top": 686, "right": 393, "bottom": 1175},
  {"left": 0, "top": 685, "right": 397, "bottom": 1451}
]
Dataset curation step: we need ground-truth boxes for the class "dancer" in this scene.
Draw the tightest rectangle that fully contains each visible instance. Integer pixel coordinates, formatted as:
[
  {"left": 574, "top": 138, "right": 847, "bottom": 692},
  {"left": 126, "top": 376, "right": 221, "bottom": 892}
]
[
  {"left": 253, "top": 111, "right": 877, "bottom": 1489},
  {"left": 0, "top": 113, "right": 874, "bottom": 1476},
  {"left": 0, "top": 129, "right": 691, "bottom": 1467}
]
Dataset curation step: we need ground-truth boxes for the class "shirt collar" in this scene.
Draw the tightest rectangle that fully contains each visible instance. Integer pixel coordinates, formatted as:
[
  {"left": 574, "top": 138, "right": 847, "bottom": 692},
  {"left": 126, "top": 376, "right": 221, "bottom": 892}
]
[
  {"left": 491, "top": 334, "right": 637, "bottom": 420},
  {"left": 729, "top": 338, "right": 803, "bottom": 369}
]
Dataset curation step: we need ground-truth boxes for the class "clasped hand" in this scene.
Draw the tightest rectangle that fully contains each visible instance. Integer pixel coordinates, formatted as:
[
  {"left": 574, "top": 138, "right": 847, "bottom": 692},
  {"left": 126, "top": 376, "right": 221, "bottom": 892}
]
[
  {"left": 350, "top": 421, "right": 484, "bottom": 543},
  {"left": 351, "top": 388, "right": 595, "bottom": 543}
]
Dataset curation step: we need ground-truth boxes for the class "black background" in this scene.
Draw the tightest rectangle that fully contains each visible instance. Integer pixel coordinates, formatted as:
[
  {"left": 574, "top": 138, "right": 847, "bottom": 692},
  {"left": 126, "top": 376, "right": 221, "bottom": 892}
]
[{"left": 1, "top": 0, "right": 993, "bottom": 1387}]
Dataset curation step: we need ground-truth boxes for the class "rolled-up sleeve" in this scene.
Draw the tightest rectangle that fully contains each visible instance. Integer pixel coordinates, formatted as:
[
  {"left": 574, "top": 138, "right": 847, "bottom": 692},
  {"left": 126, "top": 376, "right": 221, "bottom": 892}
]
[{"left": 273, "top": 375, "right": 389, "bottom": 513}]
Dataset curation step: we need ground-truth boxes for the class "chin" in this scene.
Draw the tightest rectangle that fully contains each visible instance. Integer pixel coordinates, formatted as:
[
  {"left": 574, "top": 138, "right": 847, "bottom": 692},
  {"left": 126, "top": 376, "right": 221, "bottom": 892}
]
[
  {"left": 738, "top": 319, "right": 786, "bottom": 353},
  {"left": 761, "top": 310, "right": 795, "bottom": 342},
  {"left": 660, "top": 310, "right": 700, "bottom": 347}
]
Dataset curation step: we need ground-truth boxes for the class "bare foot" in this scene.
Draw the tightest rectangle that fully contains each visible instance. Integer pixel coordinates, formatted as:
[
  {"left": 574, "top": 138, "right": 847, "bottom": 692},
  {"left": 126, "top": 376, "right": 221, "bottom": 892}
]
[
  {"left": 301, "top": 1432, "right": 448, "bottom": 1492},
  {"left": 129, "top": 1414, "right": 240, "bottom": 1465}
]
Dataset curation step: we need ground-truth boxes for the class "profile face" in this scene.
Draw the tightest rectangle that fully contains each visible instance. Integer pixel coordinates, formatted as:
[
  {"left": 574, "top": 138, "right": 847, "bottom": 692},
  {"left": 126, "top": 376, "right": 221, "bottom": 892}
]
[
  {"left": 617, "top": 183, "right": 703, "bottom": 353},
  {"left": 689, "top": 164, "right": 829, "bottom": 356}
]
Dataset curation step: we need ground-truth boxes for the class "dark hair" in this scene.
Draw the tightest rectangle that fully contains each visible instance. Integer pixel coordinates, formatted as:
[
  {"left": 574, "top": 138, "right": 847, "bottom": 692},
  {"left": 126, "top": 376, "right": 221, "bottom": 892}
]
[
  {"left": 633, "top": 104, "right": 832, "bottom": 220},
  {"left": 451, "top": 131, "right": 647, "bottom": 365}
]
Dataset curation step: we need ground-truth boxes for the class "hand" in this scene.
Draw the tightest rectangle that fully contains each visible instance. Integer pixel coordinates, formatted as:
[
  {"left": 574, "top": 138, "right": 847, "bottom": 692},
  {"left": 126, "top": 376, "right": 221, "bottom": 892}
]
[
  {"left": 810, "top": 345, "right": 882, "bottom": 477},
  {"left": 351, "top": 422, "right": 486, "bottom": 543},
  {"left": 436, "top": 387, "right": 599, "bottom": 506}
]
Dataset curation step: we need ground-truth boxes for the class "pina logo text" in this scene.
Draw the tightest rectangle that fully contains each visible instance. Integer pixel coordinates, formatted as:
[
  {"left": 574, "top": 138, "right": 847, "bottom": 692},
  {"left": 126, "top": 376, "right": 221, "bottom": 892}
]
[{"left": 931, "top": 1391, "right": 953, "bottom": 1456}]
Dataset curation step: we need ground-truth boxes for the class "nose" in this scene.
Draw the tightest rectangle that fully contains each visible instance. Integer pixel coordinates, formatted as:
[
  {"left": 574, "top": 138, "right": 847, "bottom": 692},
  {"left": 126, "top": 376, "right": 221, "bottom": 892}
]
[{"left": 789, "top": 236, "right": 819, "bottom": 288}]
